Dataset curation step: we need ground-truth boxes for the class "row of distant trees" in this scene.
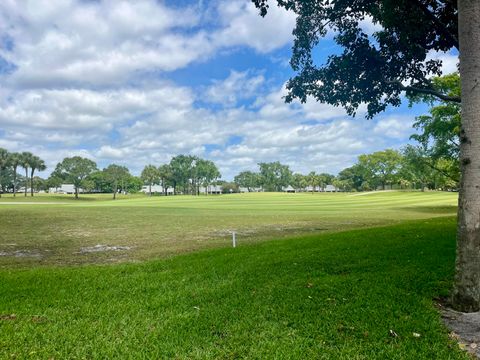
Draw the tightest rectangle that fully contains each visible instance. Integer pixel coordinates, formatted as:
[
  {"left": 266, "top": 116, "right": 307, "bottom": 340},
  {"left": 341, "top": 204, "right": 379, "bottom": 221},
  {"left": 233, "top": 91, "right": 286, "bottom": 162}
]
[
  {"left": 0, "top": 152, "right": 223, "bottom": 199},
  {"left": 140, "top": 155, "right": 221, "bottom": 196},
  {"left": 0, "top": 150, "right": 46, "bottom": 198},
  {"left": 231, "top": 146, "right": 458, "bottom": 194},
  {"left": 0, "top": 146, "right": 459, "bottom": 199}
]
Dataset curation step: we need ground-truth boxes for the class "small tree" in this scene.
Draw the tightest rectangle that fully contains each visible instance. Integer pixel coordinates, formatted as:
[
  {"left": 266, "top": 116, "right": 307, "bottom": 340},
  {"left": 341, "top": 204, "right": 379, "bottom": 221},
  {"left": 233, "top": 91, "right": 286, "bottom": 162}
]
[
  {"left": 141, "top": 165, "right": 160, "bottom": 196},
  {"left": 104, "top": 164, "right": 130, "bottom": 200},
  {"left": 28, "top": 155, "right": 46, "bottom": 197},
  {"left": 0, "top": 148, "right": 9, "bottom": 197}
]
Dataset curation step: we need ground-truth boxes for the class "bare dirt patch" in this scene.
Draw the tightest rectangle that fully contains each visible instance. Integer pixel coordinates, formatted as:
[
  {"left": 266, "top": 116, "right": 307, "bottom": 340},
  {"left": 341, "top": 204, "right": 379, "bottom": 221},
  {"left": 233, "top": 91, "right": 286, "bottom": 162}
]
[
  {"left": 0, "top": 250, "right": 42, "bottom": 258},
  {"left": 78, "top": 244, "right": 132, "bottom": 254}
]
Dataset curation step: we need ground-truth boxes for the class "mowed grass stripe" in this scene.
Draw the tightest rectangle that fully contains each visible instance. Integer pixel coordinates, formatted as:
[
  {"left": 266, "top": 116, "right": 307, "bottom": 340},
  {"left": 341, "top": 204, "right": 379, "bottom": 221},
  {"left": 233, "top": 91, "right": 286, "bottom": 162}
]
[{"left": 0, "top": 192, "right": 458, "bottom": 267}]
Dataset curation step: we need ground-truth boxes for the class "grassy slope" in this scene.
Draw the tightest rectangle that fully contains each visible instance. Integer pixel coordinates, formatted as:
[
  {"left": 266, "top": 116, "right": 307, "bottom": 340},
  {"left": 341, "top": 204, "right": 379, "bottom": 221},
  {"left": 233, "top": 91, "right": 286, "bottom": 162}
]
[
  {"left": 0, "top": 192, "right": 458, "bottom": 266},
  {"left": 0, "top": 217, "right": 467, "bottom": 359}
]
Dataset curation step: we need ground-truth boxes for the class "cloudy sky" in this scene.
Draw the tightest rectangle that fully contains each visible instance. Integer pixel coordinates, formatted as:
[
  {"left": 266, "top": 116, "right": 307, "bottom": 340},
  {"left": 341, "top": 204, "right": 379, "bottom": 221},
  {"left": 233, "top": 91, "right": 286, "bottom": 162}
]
[{"left": 0, "top": 0, "right": 458, "bottom": 179}]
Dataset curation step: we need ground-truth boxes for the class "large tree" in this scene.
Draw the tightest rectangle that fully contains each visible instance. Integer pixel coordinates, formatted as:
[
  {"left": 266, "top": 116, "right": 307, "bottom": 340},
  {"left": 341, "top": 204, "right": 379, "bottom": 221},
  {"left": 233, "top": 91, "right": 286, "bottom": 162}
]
[
  {"left": 169, "top": 155, "right": 197, "bottom": 195},
  {"left": 234, "top": 171, "right": 261, "bottom": 192},
  {"left": 253, "top": 0, "right": 480, "bottom": 311},
  {"left": 358, "top": 149, "right": 403, "bottom": 190},
  {"left": 195, "top": 159, "right": 221, "bottom": 195},
  {"left": 52, "top": 156, "right": 97, "bottom": 199},
  {"left": 258, "top": 161, "right": 292, "bottom": 192}
]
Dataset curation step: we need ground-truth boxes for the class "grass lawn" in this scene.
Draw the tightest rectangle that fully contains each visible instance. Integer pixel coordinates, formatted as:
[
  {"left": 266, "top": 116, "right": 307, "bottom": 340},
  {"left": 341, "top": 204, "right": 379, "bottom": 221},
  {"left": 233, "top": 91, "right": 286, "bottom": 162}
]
[
  {"left": 0, "top": 217, "right": 467, "bottom": 359},
  {"left": 0, "top": 191, "right": 466, "bottom": 358},
  {"left": 0, "top": 191, "right": 458, "bottom": 267}
]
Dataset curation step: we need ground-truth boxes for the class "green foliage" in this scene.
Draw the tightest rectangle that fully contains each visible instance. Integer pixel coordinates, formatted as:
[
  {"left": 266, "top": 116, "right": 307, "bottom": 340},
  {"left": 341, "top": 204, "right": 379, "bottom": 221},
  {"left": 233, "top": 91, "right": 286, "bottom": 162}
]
[
  {"left": 357, "top": 149, "right": 403, "bottom": 190},
  {"left": 410, "top": 73, "right": 460, "bottom": 182},
  {"left": 253, "top": 0, "right": 459, "bottom": 118},
  {"left": 52, "top": 156, "right": 98, "bottom": 198},
  {"left": 234, "top": 171, "right": 261, "bottom": 191},
  {"left": 0, "top": 148, "right": 9, "bottom": 196},
  {"left": 140, "top": 164, "right": 160, "bottom": 194},
  {"left": 258, "top": 161, "right": 292, "bottom": 191},
  {"left": 126, "top": 176, "right": 143, "bottom": 193},
  {"left": 220, "top": 181, "right": 239, "bottom": 194},
  {"left": 103, "top": 164, "right": 130, "bottom": 199}
]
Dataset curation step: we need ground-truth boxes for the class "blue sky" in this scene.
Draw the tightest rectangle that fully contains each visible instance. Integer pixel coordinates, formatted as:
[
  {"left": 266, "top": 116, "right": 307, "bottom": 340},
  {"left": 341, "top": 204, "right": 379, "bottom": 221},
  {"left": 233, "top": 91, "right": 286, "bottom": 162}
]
[{"left": 0, "top": 0, "right": 458, "bottom": 179}]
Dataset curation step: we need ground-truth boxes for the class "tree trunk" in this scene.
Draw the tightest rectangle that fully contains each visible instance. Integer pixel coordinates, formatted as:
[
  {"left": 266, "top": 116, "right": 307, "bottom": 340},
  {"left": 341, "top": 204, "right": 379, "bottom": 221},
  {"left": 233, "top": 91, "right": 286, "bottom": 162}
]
[
  {"left": 452, "top": 0, "right": 480, "bottom": 312},
  {"left": 13, "top": 165, "right": 17, "bottom": 197},
  {"left": 113, "top": 183, "right": 117, "bottom": 200},
  {"left": 30, "top": 168, "right": 35, "bottom": 197},
  {"left": 149, "top": 183, "right": 152, "bottom": 196},
  {"left": 24, "top": 168, "right": 28, "bottom": 197},
  {"left": 75, "top": 187, "right": 79, "bottom": 199}
]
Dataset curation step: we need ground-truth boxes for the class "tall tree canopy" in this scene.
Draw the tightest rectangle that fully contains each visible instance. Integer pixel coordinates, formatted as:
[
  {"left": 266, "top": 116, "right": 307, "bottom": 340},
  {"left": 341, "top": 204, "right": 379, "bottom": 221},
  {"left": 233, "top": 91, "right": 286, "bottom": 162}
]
[
  {"left": 52, "top": 156, "right": 97, "bottom": 199},
  {"left": 253, "top": 0, "right": 459, "bottom": 118},
  {"left": 258, "top": 161, "right": 293, "bottom": 192},
  {"left": 253, "top": 0, "right": 480, "bottom": 312},
  {"left": 103, "top": 164, "right": 130, "bottom": 200}
]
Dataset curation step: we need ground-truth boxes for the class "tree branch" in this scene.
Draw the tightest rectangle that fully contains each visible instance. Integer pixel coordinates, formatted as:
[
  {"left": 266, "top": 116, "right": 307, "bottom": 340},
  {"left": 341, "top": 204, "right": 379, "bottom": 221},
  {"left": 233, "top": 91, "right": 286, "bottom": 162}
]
[
  {"left": 387, "top": 80, "right": 461, "bottom": 103},
  {"left": 408, "top": 0, "right": 459, "bottom": 50}
]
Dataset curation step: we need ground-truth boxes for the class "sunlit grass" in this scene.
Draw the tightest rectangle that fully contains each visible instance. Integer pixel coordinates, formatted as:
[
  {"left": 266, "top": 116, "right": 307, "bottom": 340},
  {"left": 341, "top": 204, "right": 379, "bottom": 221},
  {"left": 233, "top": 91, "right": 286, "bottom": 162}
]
[
  {"left": 0, "top": 217, "right": 467, "bottom": 359},
  {"left": 0, "top": 191, "right": 457, "bottom": 267}
]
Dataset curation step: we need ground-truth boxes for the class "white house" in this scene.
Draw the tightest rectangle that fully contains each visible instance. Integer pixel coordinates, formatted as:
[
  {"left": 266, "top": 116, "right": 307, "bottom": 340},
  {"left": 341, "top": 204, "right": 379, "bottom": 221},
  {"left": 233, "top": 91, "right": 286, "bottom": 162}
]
[
  {"left": 282, "top": 185, "right": 296, "bottom": 193},
  {"left": 49, "top": 184, "right": 80, "bottom": 194},
  {"left": 324, "top": 184, "right": 338, "bottom": 192},
  {"left": 140, "top": 185, "right": 174, "bottom": 194},
  {"left": 199, "top": 185, "right": 223, "bottom": 194},
  {"left": 239, "top": 187, "right": 263, "bottom": 193},
  {"left": 304, "top": 185, "right": 322, "bottom": 192}
]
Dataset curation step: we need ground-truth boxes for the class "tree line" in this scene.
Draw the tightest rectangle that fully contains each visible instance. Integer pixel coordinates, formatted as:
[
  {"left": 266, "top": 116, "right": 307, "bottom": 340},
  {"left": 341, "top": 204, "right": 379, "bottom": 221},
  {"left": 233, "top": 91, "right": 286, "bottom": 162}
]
[
  {"left": 140, "top": 155, "right": 221, "bottom": 196},
  {"left": 0, "top": 150, "right": 46, "bottom": 198}
]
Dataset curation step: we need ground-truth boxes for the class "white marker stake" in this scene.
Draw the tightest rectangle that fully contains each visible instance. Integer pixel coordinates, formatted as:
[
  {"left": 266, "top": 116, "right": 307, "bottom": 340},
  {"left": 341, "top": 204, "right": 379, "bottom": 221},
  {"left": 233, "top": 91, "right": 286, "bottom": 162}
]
[{"left": 232, "top": 232, "right": 236, "bottom": 248}]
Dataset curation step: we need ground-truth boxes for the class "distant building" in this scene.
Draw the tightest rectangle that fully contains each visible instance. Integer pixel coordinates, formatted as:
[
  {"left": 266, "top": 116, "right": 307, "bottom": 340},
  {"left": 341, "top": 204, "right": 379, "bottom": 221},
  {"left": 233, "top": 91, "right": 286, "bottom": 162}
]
[
  {"left": 282, "top": 185, "right": 296, "bottom": 193},
  {"left": 199, "top": 185, "right": 223, "bottom": 194},
  {"left": 140, "top": 185, "right": 174, "bottom": 194},
  {"left": 324, "top": 185, "right": 338, "bottom": 192},
  {"left": 239, "top": 187, "right": 263, "bottom": 193},
  {"left": 49, "top": 184, "right": 81, "bottom": 194}
]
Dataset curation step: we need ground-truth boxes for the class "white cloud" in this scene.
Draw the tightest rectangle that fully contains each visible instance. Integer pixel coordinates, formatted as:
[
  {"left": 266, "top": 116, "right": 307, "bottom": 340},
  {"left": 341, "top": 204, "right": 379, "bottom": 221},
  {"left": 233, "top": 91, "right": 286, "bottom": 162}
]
[
  {"left": 205, "top": 70, "right": 265, "bottom": 106},
  {"left": 0, "top": 1, "right": 420, "bottom": 179},
  {"left": 0, "top": 0, "right": 295, "bottom": 89},
  {"left": 213, "top": 0, "right": 296, "bottom": 53},
  {"left": 373, "top": 116, "right": 414, "bottom": 139}
]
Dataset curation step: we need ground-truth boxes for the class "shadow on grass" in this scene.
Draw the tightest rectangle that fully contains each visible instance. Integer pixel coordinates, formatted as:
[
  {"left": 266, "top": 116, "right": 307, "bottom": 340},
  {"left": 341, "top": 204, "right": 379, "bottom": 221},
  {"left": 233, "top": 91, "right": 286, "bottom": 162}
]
[{"left": 394, "top": 205, "right": 457, "bottom": 215}]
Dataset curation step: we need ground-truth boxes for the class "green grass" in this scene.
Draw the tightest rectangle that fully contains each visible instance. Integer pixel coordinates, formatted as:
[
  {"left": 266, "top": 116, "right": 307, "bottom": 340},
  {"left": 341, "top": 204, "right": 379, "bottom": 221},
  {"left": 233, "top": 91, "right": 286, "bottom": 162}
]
[
  {"left": 0, "top": 191, "right": 458, "bottom": 267},
  {"left": 0, "top": 217, "right": 467, "bottom": 359}
]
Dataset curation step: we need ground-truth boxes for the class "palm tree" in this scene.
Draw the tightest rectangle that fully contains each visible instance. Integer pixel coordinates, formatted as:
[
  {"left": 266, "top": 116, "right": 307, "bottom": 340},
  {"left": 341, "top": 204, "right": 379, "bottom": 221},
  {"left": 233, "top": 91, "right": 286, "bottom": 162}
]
[
  {"left": 8, "top": 152, "right": 21, "bottom": 197},
  {"left": 29, "top": 156, "right": 46, "bottom": 196},
  {"left": 0, "top": 148, "right": 9, "bottom": 198},
  {"left": 20, "top": 152, "right": 34, "bottom": 197}
]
